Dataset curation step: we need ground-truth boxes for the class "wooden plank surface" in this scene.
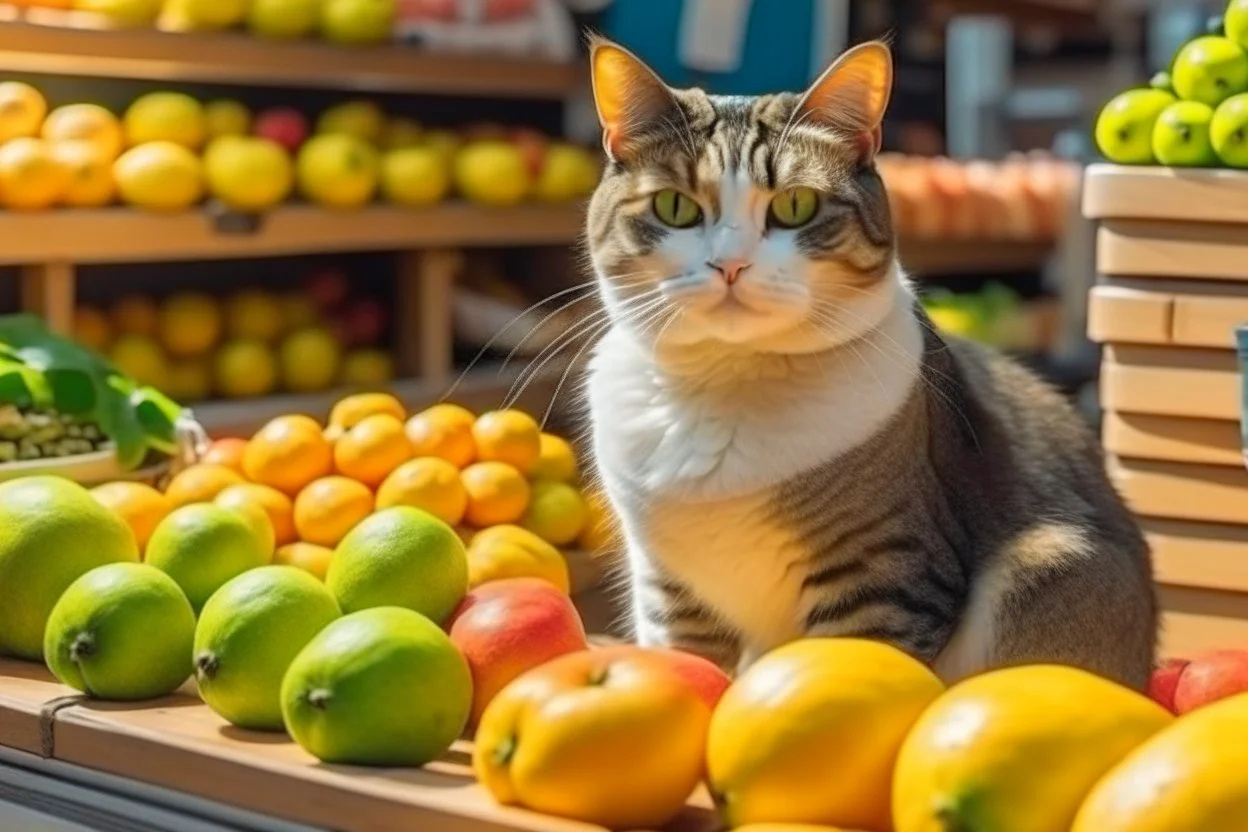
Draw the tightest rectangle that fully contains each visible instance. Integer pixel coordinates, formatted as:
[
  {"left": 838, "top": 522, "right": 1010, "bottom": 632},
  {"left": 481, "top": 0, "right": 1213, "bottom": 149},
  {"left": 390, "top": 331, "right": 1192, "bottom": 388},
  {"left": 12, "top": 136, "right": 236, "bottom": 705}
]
[
  {"left": 1102, "top": 412, "right": 1242, "bottom": 467},
  {"left": 1100, "top": 344, "right": 1241, "bottom": 421},
  {"left": 1158, "top": 584, "right": 1248, "bottom": 658},
  {"left": 1109, "top": 455, "right": 1248, "bottom": 526},
  {"left": 0, "top": 659, "right": 76, "bottom": 756},
  {"left": 1097, "top": 219, "right": 1248, "bottom": 283},
  {"left": 1084, "top": 163, "right": 1248, "bottom": 226},
  {"left": 1146, "top": 518, "right": 1248, "bottom": 594}
]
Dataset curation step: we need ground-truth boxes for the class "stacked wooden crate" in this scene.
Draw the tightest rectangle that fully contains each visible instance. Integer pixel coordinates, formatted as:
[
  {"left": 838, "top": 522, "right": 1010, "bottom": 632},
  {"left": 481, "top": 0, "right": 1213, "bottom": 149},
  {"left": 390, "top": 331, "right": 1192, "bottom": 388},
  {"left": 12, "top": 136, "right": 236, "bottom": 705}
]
[{"left": 1085, "top": 164, "right": 1248, "bottom": 657}]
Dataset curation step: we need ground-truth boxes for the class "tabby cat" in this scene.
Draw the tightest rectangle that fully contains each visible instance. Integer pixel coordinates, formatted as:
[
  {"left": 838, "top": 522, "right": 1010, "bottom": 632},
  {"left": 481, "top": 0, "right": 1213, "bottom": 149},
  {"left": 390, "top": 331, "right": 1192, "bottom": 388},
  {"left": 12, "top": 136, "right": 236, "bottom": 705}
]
[{"left": 581, "top": 37, "right": 1157, "bottom": 689}]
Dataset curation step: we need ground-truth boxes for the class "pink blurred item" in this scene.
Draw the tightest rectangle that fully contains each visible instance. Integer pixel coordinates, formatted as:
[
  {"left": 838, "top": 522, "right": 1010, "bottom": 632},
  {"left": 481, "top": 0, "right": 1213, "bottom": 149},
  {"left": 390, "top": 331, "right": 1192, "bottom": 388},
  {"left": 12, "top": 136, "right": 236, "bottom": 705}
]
[{"left": 395, "top": 0, "right": 578, "bottom": 61}]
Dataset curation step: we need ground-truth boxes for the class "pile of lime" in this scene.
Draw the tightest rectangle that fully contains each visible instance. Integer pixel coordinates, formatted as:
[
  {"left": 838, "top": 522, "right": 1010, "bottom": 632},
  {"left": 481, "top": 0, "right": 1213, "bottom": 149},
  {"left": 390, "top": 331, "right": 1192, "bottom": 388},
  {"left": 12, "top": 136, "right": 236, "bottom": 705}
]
[{"left": 1096, "top": 1, "right": 1248, "bottom": 167}]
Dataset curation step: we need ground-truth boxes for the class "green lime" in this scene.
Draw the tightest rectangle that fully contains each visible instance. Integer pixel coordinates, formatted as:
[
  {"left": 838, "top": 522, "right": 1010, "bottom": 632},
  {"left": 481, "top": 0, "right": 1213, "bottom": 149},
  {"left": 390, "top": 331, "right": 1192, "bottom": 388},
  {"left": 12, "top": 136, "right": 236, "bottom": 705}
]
[
  {"left": 195, "top": 565, "right": 341, "bottom": 731},
  {"left": 1172, "top": 36, "right": 1248, "bottom": 107},
  {"left": 1153, "top": 101, "right": 1218, "bottom": 166},
  {"left": 326, "top": 507, "right": 468, "bottom": 625},
  {"left": 1094, "top": 88, "right": 1175, "bottom": 165},
  {"left": 1229, "top": 0, "right": 1248, "bottom": 50},
  {"left": 146, "top": 503, "right": 272, "bottom": 613},
  {"left": 44, "top": 563, "right": 195, "bottom": 700},
  {"left": 280, "top": 607, "right": 472, "bottom": 766},
  {"left": 0, "top": 476, "right": 140, "bottom": 660}
]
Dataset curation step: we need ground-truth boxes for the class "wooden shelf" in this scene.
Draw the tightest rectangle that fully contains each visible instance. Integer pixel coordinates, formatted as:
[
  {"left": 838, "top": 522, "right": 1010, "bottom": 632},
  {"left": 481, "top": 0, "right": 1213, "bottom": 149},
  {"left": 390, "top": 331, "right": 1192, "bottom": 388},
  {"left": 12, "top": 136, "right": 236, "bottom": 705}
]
[
  {"left": 0, "top": 8, "right": 581, "bottom": 99},
  {"left": 900, "top": 238, "right": 1053, "bottom": 276},
  {"left": 0, "top": 203, "right": 585, "bottom": 265}
]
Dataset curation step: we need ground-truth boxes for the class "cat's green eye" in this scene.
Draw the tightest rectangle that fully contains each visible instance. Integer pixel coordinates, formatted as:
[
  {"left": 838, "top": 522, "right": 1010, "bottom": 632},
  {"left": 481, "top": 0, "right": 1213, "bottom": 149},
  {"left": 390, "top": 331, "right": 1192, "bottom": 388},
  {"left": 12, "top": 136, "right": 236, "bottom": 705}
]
[
  {"left": 652, "top": 189, "right": 703, "bottom": 228},
  {"left": 768, "top": 187, "right": 819, "bottom": 228}
]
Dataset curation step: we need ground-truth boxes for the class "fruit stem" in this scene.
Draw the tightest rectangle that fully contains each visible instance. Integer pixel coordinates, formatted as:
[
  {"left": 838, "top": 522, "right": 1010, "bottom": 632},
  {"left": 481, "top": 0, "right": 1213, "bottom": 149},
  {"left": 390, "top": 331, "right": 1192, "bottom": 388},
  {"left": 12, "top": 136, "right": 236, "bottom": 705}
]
[
  {"left": 68, "top": 632, "right": 95, "bottom": 664},
  {"left": 305, "top": 688, "right": 332, "bottom": 710},
  {"left": 492, "top": 735, "right": 517, "bottom": 767},
  {"left": 195, "top": 652, "right": 219, "bottom": 682},
  {"left": 587, "top": 666, "right": 610, "bottom": 686}
]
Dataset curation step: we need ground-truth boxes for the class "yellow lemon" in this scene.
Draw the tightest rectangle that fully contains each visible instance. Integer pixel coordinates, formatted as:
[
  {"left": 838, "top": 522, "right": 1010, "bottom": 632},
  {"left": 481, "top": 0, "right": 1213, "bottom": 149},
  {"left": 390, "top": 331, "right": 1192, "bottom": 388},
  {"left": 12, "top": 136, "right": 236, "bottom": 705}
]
[
  {"left": 467, "top": 525, "right": 569, "bottom": 593},
  {"left": 108, "top": 334, "right": 169, "bottom": 389},
  {"left": 114, "top": 141, "right": 204, "bottom": 212},
  {"left": 274, "top": 542, "right": 335, "bottom": 581},
  {"left": 203, "top": 99, "right": 252, "bottom": 139},
  {"left": 893, "top": 664, "right": 1173, "bottom": 832},
  {"left": 327, "top": 392, "right": 406, "bottom": 439},
  {"left": 461, "top": 461, "right": 530, "bottom": 527},
  {"left": 214, "top": 340, "right": 278, "bottom": 398},
  {"left": 406, "top": 403, "right": 476, "bottom": 468},
  {"left": 454, "top": 140, "right": 530, "bottom": 206},
  {"left": 224, "top": 290, "right": 285, "bottom": 342},
  {"left": 472, "top": 409, "right": 541, "bottom": 475},
  {"left": 42, "top": 104, "right": 124, "bottom": 159},
  {"left": 0, "top": 82, "right": 47, "bottom": 143},
  {"left": 381, "top": 145, "right": 450, "bottom": 206},
  {"left": 51, "top": 141, "right": 117, "bottom": 208},
  {"left": 159, "top": 292, "right": 222, "bottom": 358},
  {"left": 520, "top": 480, "right": 588, "bottom": 546},
  {"left": 123, "top": 92, "right": 207, "bottom": 150},
  {"left": 531, "top": 432, "right": 578, "bottom": 482},
  {"left": 0, "top": 138, "right": 70, "bottom": 210},
  {"left": 376, "top": 457, "right": 468, "bottom": 527}
]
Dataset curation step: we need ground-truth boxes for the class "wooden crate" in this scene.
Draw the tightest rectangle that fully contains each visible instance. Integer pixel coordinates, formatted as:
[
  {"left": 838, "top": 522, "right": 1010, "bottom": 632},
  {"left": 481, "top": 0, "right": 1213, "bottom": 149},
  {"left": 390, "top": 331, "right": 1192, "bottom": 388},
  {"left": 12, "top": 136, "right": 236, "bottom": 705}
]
[{"left": 1085, "top": 164, "right": 1248, "bottom": 655}]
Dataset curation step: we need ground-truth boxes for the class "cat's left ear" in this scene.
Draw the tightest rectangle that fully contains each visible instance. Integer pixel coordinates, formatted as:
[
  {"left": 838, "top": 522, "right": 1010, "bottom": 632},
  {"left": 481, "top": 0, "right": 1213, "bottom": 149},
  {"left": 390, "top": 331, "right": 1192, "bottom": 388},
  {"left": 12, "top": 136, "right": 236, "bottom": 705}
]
[
  {"left": 589, "top": 37, "right": 677, "bottom": 161},
  {"left": 794, "top": 41, "right": 893, "bottom": 162}
]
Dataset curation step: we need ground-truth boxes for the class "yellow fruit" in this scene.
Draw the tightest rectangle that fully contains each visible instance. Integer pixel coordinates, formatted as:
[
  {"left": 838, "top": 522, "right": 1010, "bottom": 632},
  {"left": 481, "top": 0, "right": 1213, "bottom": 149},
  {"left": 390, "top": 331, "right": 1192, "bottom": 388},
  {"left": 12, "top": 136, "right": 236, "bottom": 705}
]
[
  {"left": 203, "top": 99, "right": 252, "bottom": 138},
  {"left": 473, "top": 409, "right": 541, "bottom": 474},
  {"left": 329, "top": 392, "right": 406, "bottom": 433},
  {"left": 296, "top": 133, "right": 379, "bottom": 209},
  {"left": 42, "top": 104, "right": 124, "bottom": 159},
  {"left": 279, "top": 294, "right": 319, "bottom": 332},
  {"left": 215, "top": 483, "right": 297, "bottom": 547},
  {"left": 110, "top": 295, "right": 159, "bottom": 337},
  {"left": 333, "top": 413, "right": 412, "bottom": 489},
  {"left": 214, "top": 340, "right": 279, "bottom": 398},
  {"left": 224, "top": 290, "right": 284, "bottom": 342},
  {"left": 203, "top": 136, "right": 294, "bottom": 212},
  {"left": 293, "top": 476, "right": 374, "bottom": 548},
  {"left": 51, "top": 141, "right": 117, "bottom": 208},
  {"left": 382, "top": 116, "right": 422, "bottom": 149},
  {"left": 114, "top": 141, "right": 204, "bottom": 212},
  {"left": 454, "top": 140, "right": 530, "bottom": 206},
  {"left": 340, "top": 349, "right": 395, "bottom": 387},
  {"left": 0, "top": 138, "right": 69, "bottom": 210},
  {"left": 73, "top": 306, "right": 113, "bottom": 352},
  {"left": 532, "top": 142, "right": 599, "bottom": 202},
  {"left": 316, "top": 100, "right": 385, "bottom": 143},
  {"left": 532, "top": 433, "right": 578, "bottom": 482},
  {"left": 0, "top": 82, "right": 47, "bottom": 143},
  {"left": 406, "top": 403, "right": 476, "bottom": 468},
  {"left": 180, "top": 0, "right": 249, "bottom": 30},
  {"left": 123, "top": 92, "right": 207, "bottom": 150},
  {"left": 461, "top": 461, "right": 530, "bottom": 527},
  {"left": 274, "top": 542, "right": 335, "bottom": 581},
  {"left": 164, "top": 463, "right": 247, "bottom": 508},
  {"left": 893, "top": 664, "right": 1173, "bottom": 832},
  {"left": 91, "top": 481, "right": 173, "bottom": 552},
  {"left": 520, "top": 480, "right": 588, "bottom": 546},
  {"left": 279, "top": 328, "right": 341, "bottom": 392},
  {"left": 423, "top": 129, "right": 460, "bottom": 164},
  {"left": 1072, "top": 692, "right": 1248, "bottom": 832},
  {"left": 74, "top": 0, "right": 163, "bottom": 26},
  {"left": 108, "top": 334, "right": 170, "bottom": 389},
  {"left": 165, "top": 359, "right": 213, "bottom": 402},
  {"left": 376, "top": 457, "right": 467, "bottom": 526},
  {"left": 243, "top": 415, "right": 334, "bottom": 496},
  {"left": 381, "top": 145, "right": 450, "bottom": 206},
  {"left": 159, "top": 292, "right": 221, "bottom": 358},
  {"left": 247, "top": 0, "right": 320, "bottom": 39},
  {"left": 577, "top": 488, "right": 619, "bottom": 553},
  {"left": 708, "top": 639, "right": 943, "bottom": 830},
  {"left": 467, "top": 526, "right": 570, "bottom": 593}
]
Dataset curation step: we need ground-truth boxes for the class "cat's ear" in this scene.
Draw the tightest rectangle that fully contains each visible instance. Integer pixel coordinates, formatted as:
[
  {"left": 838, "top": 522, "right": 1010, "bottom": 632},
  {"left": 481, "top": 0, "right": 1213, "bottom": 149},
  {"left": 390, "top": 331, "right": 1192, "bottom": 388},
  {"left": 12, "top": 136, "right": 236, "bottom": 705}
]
[
  {"left": 589, "top": 37, "right": 677, "bottom": 161},
  {"left": 794, "top": 41, "right": 892, "bottom": 162}
]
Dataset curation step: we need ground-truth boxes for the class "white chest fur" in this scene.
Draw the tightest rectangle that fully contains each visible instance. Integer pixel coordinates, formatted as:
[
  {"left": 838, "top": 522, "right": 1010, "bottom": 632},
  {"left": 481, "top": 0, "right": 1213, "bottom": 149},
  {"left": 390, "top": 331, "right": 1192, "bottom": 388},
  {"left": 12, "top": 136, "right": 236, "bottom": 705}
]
[{"left": 586, "top": 294, "right": 924, "bottom": 655}]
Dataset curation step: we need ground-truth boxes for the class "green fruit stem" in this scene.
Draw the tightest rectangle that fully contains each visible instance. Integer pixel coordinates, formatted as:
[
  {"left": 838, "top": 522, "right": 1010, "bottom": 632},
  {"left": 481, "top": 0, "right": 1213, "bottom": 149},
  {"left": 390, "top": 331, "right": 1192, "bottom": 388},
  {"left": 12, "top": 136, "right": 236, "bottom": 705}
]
[
  {"left": 305, "top": 688, "right": 333, "bottom": 709},
  {"left": 491, "top": 735, "right": 517, "bottom": 767},
  {"left": 195, "top": 652, "right": 220, "bottom": 681},
  {"left": 68, "top": 632, "right": 95, "bottom": 664}
]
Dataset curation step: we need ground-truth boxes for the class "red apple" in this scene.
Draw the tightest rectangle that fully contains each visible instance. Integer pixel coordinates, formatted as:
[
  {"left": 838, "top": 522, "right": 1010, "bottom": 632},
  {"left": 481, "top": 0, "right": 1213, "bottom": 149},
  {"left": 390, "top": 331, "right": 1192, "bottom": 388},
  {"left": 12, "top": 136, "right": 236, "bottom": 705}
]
[
  {"left": 254, "top": 107, "right": 309, "bottom": 154},
  {"left": 595, "top": 643, "right": 732, "bottom": 710},
  {"left": 1147, "top": 657, "right": 1191, "bottom": 714},
  {"left": 303, "top": 270, "right": 349, "bottom": 310},
  {"left": 508, "top": 127, "right": 548, "bottom": 180},
  {"left": 447, "top": 578, "right": 588, "bottom": 726},
  {"left": 1173, "top": 649, "right": 1248, "bottom": 714},
  {"left": 344, "top": 297, "right": 388, "bottom": 346}
]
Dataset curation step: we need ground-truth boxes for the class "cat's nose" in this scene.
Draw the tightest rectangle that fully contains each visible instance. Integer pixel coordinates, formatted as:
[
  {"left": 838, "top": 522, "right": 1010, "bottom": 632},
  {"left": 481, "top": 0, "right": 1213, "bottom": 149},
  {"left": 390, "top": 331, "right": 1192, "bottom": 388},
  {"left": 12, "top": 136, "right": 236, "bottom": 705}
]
[{"left": 707, "top": 259, "right": 752, "bottom": 286}]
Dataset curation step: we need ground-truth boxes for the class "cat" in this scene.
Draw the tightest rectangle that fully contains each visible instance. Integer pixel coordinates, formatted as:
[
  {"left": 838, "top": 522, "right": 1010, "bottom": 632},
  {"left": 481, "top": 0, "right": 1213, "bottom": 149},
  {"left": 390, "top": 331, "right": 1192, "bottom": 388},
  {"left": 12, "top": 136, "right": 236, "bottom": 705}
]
[{"left": 580, "top": 36, "right": 1158, "bottom": 689}]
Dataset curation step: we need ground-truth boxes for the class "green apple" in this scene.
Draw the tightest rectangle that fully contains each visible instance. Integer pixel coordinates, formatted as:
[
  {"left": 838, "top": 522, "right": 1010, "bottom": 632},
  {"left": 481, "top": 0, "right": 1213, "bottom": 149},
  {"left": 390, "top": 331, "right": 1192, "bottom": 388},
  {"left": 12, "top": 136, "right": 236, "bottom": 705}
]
[
  {"left": 1095, "top": 88, "right": 1176, "bottom": 164},
  {"left": 1153, "top": 101, "right": 1218, "bottom": 167},
  {"left": 320, "top": 0, "right": 395, "bottom": 45},
  {"left": 1173, "top": 36, "right": 1248, "bottom": 107},
  {"left": 1229, "top": 0, "right": 1248, "bottom": 50},
  {"left": 1213, "top": 92, "right": 1248, "bottom": 166},
  {"left": 1150, "top": 71, "right": 1174, "bottom": 92}
]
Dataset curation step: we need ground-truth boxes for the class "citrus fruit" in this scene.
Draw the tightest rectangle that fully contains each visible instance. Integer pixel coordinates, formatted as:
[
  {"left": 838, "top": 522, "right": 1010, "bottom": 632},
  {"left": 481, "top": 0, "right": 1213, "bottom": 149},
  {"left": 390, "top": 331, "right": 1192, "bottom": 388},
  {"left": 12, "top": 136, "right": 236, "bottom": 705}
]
[
  {"left": 108, "top": 333, "right": 169, "bottom": 389},
  {"left": 243, "top": 415, "right": 334, "bottom": 496},
  {"left": 203, "top": 135, "right": 295, "bottom": 212},
  {"left": 203, "top": 99, "right": 251, "bottom": 139},
  {"left": 42, "top": 103, "right": 124, "bottom": 159},
  {"left": 0, "top": 477, "right": 140, "bottom": 659},
  {"left": 163, "top": 463, "right": 246, "bottom": 507},
  {"left": 75, "top": 0, "right": 163, "bottom": 26},
  {"left": 1095, "top": 89, "right": 1175, "bottom": 165},
  {"left": 326, "top": 506, "right": 468, "bottom": 624},
  {"left": 333, "top": 413, "right": 412, "bottom": 488},
  {"left": 215, "top": 483, "right": 297, "bottom": 547},
  {"left": 43, "top": 563, "right": 194, "bottom": 700},
  {"left": 274, "top": 542, "right": 334, "bottom": 581},
  {"left": 893, "top": 664, "right": 1173, "bottom": 832},
  {"left": 328, "top": 392, "right": 406, "bottom": 438},
  {"left": 123, "top": 92, "right": 207, "bottom": 150},
  {"left": 382, "top": 116, "right": 422, "bottom": 149},
  {"left": 532, "top": 433, "right": 578, "bottom": 482},
  {"left": 221, "top": 499, "right": 277, "bottom": 557},
  {"left": 51, "top": 140, "right": 117, "bottom": 208},
  {"left": 375, "top": 457, "right": 468, "bottom": 526},
  {"left": 340, "top": 349, "right": 395, "bottom": 386},
  {"left": 382, "top": 145, "right": 451, "bottom": 205},
  {"left": 708, "top": 639, "right": 944, "bottom": 830},
  {"left": 521, "top": 481, "right": 588, "bottom": 546},
  {"left": 0, "top": 138, "right": 70, "bottom": 210},
  {"left": 247, "top": 0, "right": 320, "bottom": 39},
  {"left": 74, "top": 306, "right": 113, "bottom": 352},
  {"left": 110, "top": 294, "right": 159, "bottom": 336},
  {"left": 1072, "top": 691, "right": 1248, "bottom": 831},
  {"left": 468, "top": 531, "right": 570, "bottom": 594},
  {"left": 454, "top": 140, "right": 531, "bottom": 206},
  {"left": 291, "top": 476, "right": 373, "bottom": 548},
  {"left": 295, "top": 133, "right": 379, "bottom": 209},
  {"left": 1173, "top": 35, "right": 1248, "bottom": 108},
  {"left": 281, "top": 607, "right": 472, "bottom": 766},
  {"left": 215, "top": 339, "right": 279, "bottom": 398},
  {"left": 201, "top": 437, "right": 248, "bottom": 472},
  {"left": 279, "top": 294, "right": 318, "bottom": 332},
  {"left": 1153, "top": 101, "right": 1218, "bottom": 167},
  {"left": 91, "top": 481, "right": 173, "bottom": 552},
  {"left": 315, "top": 100, "right": 385, "bottom": 143},
  {"left": 0, "top": 81, "right": 47, "bottom": 143},
  {"left": 159, "top": 292, "right": 221, "bottom": 358},
  {"left": 320, "top": 0, "right": 395, "bottom": 45},
  {"left": 406, "top": 403, "right": 477, "bottom": 468},
  {"left": 145, "top": 503, "right": 273, "bottom": 613},
  {"left": 224, "top": 290, "right": 284, "bottom": 342},
  {"left": 279, "top": 327, "right": 341, "bottom": 392},
  {"left": 472, "top": 410, "right": 541, "bottom": 474},
  {"left": 194, "top": 565, "right": 341, "bottom": 731},
  {"left": 461, "top": 461, "right": 531, "bottom": 527},
  {"left": 113, "top": 141, "right": 204, "bottom": 212}
]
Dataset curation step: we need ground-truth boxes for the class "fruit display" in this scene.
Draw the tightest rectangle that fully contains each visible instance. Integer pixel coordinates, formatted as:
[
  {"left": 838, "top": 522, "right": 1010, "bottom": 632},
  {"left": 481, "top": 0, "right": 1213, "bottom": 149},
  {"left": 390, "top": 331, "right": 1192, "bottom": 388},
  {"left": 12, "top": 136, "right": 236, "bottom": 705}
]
[
  {"left": 0, "top": 82, "right": 597, "bottom": 214},
  {"left": 1095, "top": 1, "right": 1248, "bottom": 169},
  {"left": 74, "top": 271, "right": 394, "bottom": 402},
  {"left": 921, "top": 283, "right": 1058, "bottom": 353}
]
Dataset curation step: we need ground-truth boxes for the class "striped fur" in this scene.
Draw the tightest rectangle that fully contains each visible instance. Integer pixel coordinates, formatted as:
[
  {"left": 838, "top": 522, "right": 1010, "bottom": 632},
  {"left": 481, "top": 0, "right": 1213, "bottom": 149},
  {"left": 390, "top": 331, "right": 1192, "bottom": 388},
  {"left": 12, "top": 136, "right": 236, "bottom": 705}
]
[{"left": 584, "top": 40, "right": 1157, "bottom": 688}]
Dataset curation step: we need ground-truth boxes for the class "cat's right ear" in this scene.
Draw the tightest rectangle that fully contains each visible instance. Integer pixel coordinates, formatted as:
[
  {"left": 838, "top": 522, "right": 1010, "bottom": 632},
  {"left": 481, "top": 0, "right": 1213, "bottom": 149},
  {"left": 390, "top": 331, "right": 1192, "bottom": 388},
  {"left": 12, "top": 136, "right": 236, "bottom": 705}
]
[{"left": 589, "top": 37, "right": 676, "bottom": 161}]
